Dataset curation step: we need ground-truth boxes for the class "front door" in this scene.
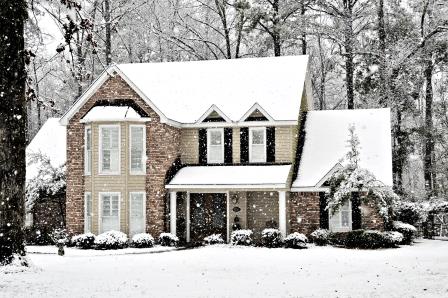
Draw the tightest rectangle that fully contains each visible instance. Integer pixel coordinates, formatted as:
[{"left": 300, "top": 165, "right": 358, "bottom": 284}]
[{"left": 190, "top": 193, "right": 227, "bottom": 243}]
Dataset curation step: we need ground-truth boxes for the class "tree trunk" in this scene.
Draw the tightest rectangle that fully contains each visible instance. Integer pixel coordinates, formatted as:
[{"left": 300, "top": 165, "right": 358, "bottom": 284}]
[
  {"left": 104, "top": 0, "right": 112, "bottom": 65},
  {"left": 0, "top": 0, "right": 28, "bottom": 265},
  {"left": 272, "top": 0, "right": 281, "bottom": 57},
  {"left": 300, "top": 0, "right": 307, "bottom": 55},
  {"left": 377, "top": 0, "right": 387, "bottom": 106},
  {"left": 344, "top": 3, "right": 355, "bottom": 109},
  {"left": 424, "top": 58, "right": 435, "bottom": 197}
]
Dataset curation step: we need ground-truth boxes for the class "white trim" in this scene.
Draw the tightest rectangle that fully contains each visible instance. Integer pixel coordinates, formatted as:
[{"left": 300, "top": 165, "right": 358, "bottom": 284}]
[
  {"left": 84, "top": 192, "right": 92, "bottom": 233},
  {"left": 129, "top": 191, "right": 146, "bottom": 236},
  {"left": 290, "top": 187, "right": 330, "bottom": 192},
  {"left": 226, "top": 191, "right": 230, "bottom": 243},
  {"left": 315, "top": 163, "right": 343, "bottom": 187},
  {"left": 329, "top": 200, "right": 352, "bottom": 232},
  {"left": 84, "top": 126, "right": 92, "bottom": 176},
  {"left": 170, "top": 192, "right": 177, "bottom": 235},
  {"left": 98, "top": 192, "right": 121, "bottom": 234},
  {"left": 249, "top": 127, "right": 267, "bottom": 163},
  {"left": 182, "top": 120, "right": 297, "bottom": 128},
  {"left": 196, "top": 104, "right": 232, "bottom": 123},
  {"left": 239, "top": 103, "right": 275, "bottom": 122},
  {"left": 129, "top": 124, "right": 146, "bottom": 175},
  {"left": 186, "top": 192, "right": 191, "bottom": 243},
  {"left": 207, "top": 128, "right": 224, "bottom": 164},
  {"left": 166, "top": 184, "right": 288, "bottom": 191},
  {"left": 98, "top": 124, "right": 121, "bottom": 175},
  {"left": 278, "top": 191, "right": 286, "bottom": 237}
]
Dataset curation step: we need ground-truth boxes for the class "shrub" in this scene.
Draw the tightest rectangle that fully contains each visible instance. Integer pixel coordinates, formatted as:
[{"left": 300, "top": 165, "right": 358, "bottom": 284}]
[
  {"left": 24, "top": 226, "right": 54, "bottom": 245},
  {"left": 131, "top": 233, "right": 155, "bottom": 248},
  {"left": 261, "top": 228, "right": 283, "bottom": 248},
  {"left": 284, "top": 232, "right": 308, "bottom": 249},
  {"left": 158, "top": 233, "right": 179, "bottom": 247},
  {"left": 383, "top": 231, "right": 404, "bottom": 247},
  {"left": 392, "top": 221, "right": 417, "bottom": 245},
  {"left": 71, "top": 233, "right": 96, "bottom": 249},
  {"left": 203, "top": 234, "right": 225, "bottom": 245},
  {"left": 310, "top": 229, "right": 330, "bottom": 246},
  {"left": 94, "top": 231, "right": 128, "bottom": 250},
  {"left": 230, "top": 229, "right": 253, "bottom": 246},
  {"left": 328, "top": 232, "right": 348, "bottom": 246}
]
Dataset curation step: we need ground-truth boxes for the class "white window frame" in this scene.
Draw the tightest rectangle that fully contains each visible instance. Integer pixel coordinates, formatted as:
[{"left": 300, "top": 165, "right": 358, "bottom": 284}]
[
  {"left": 129, "top": 125, "right": 146, "bottom": 175},
  {"left": 129, "top": 192, "right": 146, "bottom": 236},
  {"left": 84, "top": 126, "right": 92, "bottom": 175},
  {"left": 329, "top": 200, "right": 352, "bottom": 232},
  {"left": 98, "top": 192, "right": 121, "bottom": 233},
  {"left": 98, "top": 124, "right": 121, "bottom": 175},
  {"left": 207, "top": 128, "right": 224, "bottom": 164},
  {"left": 249, "top": 127, "right": 267, "bottom": 163},
  {"left": 84, "top": 192, "right": 92, "bottom": 233}
]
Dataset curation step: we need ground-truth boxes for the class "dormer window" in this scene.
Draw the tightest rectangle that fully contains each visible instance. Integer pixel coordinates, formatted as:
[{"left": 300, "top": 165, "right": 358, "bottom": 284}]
[
  {"left": 207, "top": 128, "right": 224, "bottom": 163},
  {"left": 249, "top": 127, "right": 266, "bottom": 163}
]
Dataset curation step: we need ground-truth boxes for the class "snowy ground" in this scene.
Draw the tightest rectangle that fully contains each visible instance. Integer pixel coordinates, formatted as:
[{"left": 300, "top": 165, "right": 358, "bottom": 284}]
[{"left": 1, "top": 239, "right": 447, "bottom": 298}]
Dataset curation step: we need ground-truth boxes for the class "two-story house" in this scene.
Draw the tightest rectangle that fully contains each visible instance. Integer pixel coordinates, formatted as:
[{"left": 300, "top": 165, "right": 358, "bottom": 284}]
[{"left": 59, "top": 56, "right": 392, "bottom": 243}]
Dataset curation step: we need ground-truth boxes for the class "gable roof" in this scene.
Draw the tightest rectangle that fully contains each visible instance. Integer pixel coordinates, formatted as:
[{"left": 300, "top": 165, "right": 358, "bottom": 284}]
[
  {"left": 26, "top": 118, "right": 66, "bottom": 181},
  {"left": 60, "top": 56, "right": 310, "bottom": 126},
  {"left": 292, "top": 108, "right": 393, "bottom": 190}
]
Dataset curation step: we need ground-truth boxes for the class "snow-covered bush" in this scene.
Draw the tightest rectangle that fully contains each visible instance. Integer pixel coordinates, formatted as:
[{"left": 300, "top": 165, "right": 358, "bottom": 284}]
[
  {"left": 203, "top": 234, "right": 225, "bottom": 245},
  {"left": 393, "top": 201, "right": 425, "bottom": 225},
  {"left": 158, "top": 233, "right": 179, "bottom": 247},
  {"left": 230, "top": 229, "right": 253, "bottom": 246},
  {"left": 94, "top": 231, "right": 128, "bottom": 250},
  {"left": 51, "top": 228, "right": 69, "bottom": 246},
  {"left": 392, "top": 221, "right": 417, "bottom": 244},
  {"left": 131, "top": 233, "right": 155, "bottom": 248},
  {"left": 284, "top": 232, "right": 308, "bottom": 249},
  {"left": 310, "top": 229, "right": 330, "bottom": 246},
  {"left": 261, "top": 228, "right": 283, "bottom": 248},
  {"left": 71, "top": 233, "right": 95, "bottom": 249},
  {"left": 383, "top": 231, "right": 404, "bottom": 247}
]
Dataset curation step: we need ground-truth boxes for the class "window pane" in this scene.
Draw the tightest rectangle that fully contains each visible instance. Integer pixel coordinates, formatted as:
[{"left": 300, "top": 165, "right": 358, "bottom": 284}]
[
  {"left": 130, "top": 193, "right": 145, "bottom": 236},
  {"left": 252, "top": 130, "right": 264, "bottom": 145},
  {"left": 209, "top": 146, "right": 223, "bottom": 163},
  {"left": 111, "top": 195, "right": 119, "bottom": 216},
  {"left": 109, "top": 149, "right": 119, "bottom": 172},
  {"left": 102, "top": 128, "right": 110, "bottom": 148},
  {"left": 210, "top": 131, "right": 222, "bottom": 145},
  {"left": 110, "top": 127, "right": 119, "bottom": 149},
  {"left": 86, "top": 128, "right": 91, "bottom": 150},
  {"left": 341, "top": 211, "right": 350, "bottom": 227},
  {"left": 102, "top": 196, "right": 111, "bottom": 216},
  {"left": 102, "top": 150, "right": 111, "bottom": 171},
  {"left": 131, "top": 127, "right": 144, "bottom": 172}
]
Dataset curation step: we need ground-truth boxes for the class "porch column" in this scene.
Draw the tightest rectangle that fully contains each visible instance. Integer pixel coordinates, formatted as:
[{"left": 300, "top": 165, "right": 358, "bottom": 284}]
[
  {"left": 186, "top": 192, "right": 191, "bottom": 242},
  {"left": 170, "top": 191, "right": 177, "bottom": 235},
  {"left": 279, "top": 191, "right": 287, "bottom": 237}
]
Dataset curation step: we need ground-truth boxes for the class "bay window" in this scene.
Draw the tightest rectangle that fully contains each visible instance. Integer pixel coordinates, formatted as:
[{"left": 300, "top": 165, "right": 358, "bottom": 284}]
[
  {"left": 99, "top": 125, "right": 120, "bottom": 174},
  {"left": 130, "top": 125, "right": 145, "bottom": 174}
]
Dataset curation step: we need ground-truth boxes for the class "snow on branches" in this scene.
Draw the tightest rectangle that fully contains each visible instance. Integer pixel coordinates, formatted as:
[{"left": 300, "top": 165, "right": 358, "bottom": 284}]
[
  {"left": 26, "top": 152, "right": 66, "bottom": 212},
  {"left": 327, "top": 125, "right": 399, "bottom": 222}
]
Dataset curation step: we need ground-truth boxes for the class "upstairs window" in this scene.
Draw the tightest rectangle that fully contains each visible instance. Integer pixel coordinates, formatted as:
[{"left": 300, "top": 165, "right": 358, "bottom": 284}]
[
  {"left": 207, "top": 128, "right": 224, "bottom": 163},
  {"left": 130, "top": 125, "right": 145, "bottom": 174},
  {"left": 84, "top": 126, "right": 92, "bottom": 175},
  {"left": 329, "top": 201, "right": 352, "bottom": 232},
  {"left": 99, "top": 125, "right": 120, "bottom": 175},
  {"left": 249, "top": 127, "right": 266, "bottom": 163}
]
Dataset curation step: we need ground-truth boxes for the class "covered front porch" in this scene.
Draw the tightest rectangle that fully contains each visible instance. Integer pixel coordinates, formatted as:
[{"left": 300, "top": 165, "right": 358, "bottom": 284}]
[{"left": 165, "top": 165, "right": 291, "bottom": 243}]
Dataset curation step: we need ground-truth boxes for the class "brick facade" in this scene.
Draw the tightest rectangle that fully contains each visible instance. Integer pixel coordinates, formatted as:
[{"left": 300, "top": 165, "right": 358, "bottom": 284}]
[
  {"left": 66, "top": 73, "right": 180, "bottom": 235},
  {"left": 288, "top": 192, "right": 385, "bottom": 235}
]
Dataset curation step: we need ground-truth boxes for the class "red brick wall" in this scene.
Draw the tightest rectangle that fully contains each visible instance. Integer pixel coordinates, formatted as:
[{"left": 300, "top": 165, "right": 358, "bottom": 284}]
[
  {"left": 361, "top": 201, "right": 384, "bottom": 231},
  {"left": 289, "top": 192, "right": 320, "bottom": 235},
  {"left": 66, "top": 73, "right": 180, "bottom": 235}
]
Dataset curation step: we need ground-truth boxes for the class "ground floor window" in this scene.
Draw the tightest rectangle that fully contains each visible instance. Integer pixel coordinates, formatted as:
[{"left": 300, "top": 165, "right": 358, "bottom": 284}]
[
  {"left": 329, "top": 200, "right": 352, "bottom": 232},
  {"left": 129, "top": 192, "right": 146, "bottom": 236},
  {"left": 84, "top": 192, "right": 92, "bottom": 233},
  {"left": 100, "top": 192, "right": 120, "bottom": 233}
]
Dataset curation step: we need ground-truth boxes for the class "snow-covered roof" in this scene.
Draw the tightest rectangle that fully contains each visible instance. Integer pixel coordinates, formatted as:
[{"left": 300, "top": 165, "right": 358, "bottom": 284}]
[
  {"left": 61, "top": 56, "right": 310, "bottom": 126},
  {"left": 26, "top": 118, "right": 66, "bottom": 181},
  {"left": 292, "top": 108, "right": 393, "bottom": 189},
  {"left": 81, "top": 106, "right": 149, "bottom": 123},
  {"left": 166, "top": 165, "right": 291, "bottom": 190}
]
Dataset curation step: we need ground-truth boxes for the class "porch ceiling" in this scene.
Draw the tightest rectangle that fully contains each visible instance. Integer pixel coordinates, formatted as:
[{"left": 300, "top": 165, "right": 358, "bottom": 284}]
[{"left": 166, "top": 165, "right": 291, "bottom": 190}]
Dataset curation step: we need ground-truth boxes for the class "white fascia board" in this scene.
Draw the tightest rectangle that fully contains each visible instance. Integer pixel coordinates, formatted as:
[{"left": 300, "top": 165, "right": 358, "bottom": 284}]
[
  {"left": 80, "top": 117, "right": 152, "bottom": 124},
  {"left": 315, "top": 163, "right": 343, "bottom": 187},
  {"left": 182, "top": 120, "right": 297, "bottom": 128},
  {"left": 239, "top": 103, "right": 275, "bottom": 122},
  {"left": 290, "top": 187, "right": 330, "bottom": 192},
  {"left": 166, "top": 184, "right": 288, "bottom": 191},
  {"left": 196, "top": 104, "right": 232, "bottom": 123}
]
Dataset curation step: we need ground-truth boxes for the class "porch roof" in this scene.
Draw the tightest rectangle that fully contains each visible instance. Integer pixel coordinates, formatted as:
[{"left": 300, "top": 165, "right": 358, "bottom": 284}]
[{"left": 166, "top": 165, "right": 291, "bottom": 190}]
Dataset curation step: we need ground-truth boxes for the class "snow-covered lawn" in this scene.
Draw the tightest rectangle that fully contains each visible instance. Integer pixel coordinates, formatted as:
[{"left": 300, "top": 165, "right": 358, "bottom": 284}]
[{"left": 1, "top": 239, "right": 448, "bottom": 297}]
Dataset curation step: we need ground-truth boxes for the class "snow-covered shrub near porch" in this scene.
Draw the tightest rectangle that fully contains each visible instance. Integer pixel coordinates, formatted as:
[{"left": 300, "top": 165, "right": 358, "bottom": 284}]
[
  {"left": 392, "top": 221, "right": 417, "bottom": 244},
  {"left": 231, "top": 229, "right": 253, "bottom": 246},
  {"left": 310, "top": 229, "right": 330, "bottom": 246},
  {"left": 383, "top": 231, "right": 404, "bottom": 247},
  {"left": 261, "top": 228, "right": 283, "bottom": 248},
  {"left": 131, "top": 233, "right": 154, "bottom": 248},
  {"left": 284, "top": 232, "right": 308, "bottom": 249},
  {"left": 158, "top": 233, "right": 179, "bottom": 247},
  {"left": 94, "top": 231, "right": 128, "bottom": 249},
  {"left": 71, "top": 233, "right": 95, "bottom": 249},
  {"left": 203, "top": 234, "right": 225, "bottom": 245}
]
